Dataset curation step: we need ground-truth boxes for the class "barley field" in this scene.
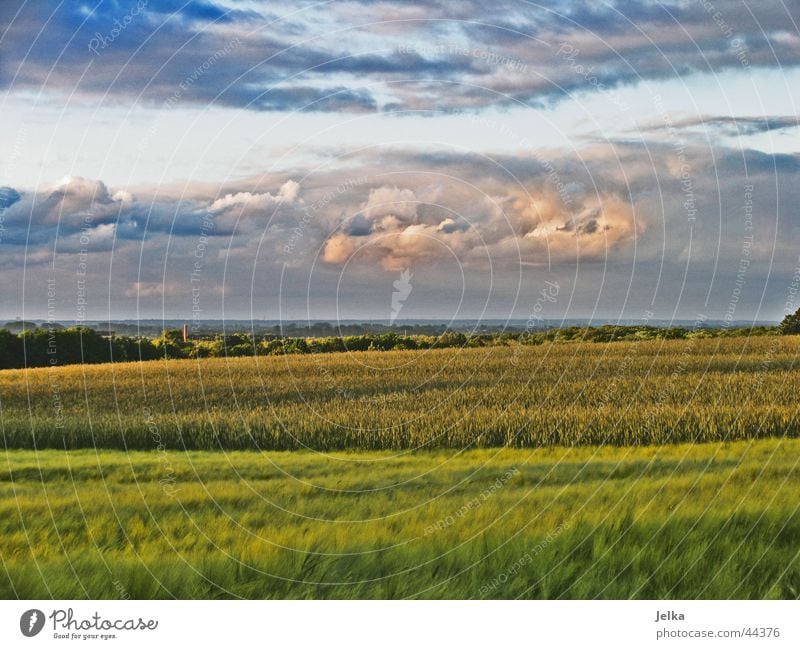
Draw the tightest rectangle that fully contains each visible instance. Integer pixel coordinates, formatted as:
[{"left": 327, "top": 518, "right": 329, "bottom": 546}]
[
  {"left": 1, "top": 336, "right": 798, "bottom": 450},
  {"left": 1, "top": 441, "right": 798, "bottom": 598}
]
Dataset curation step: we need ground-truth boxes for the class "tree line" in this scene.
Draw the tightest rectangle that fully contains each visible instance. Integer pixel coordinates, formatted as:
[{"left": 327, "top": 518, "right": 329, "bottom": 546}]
[{"left": 0, "top": 319, "right": 792, "bottom": 370}]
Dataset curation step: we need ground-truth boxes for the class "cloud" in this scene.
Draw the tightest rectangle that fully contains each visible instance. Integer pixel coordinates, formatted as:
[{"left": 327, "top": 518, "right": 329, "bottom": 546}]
[
  {"left": 363, "top": 186, "right": 419, "bottom": 220},
  {"left": 278, "top": 179, "right": 300, "bottom": 202},
  {"left": 640, "top": 115, "right": 800, "bottom": 136},
  {"left": 321, "top": 183, "right": 473, "bottom": 270},
  {"left": 317, "top": 173, "right": 642, "bottom": 271},
  {"left": 519, "top": 192, "right": 640, "bottom": 258},
  {"left": 210, "top": 179, "right": 300, "bottom": 213},
  {"left": 437, "top": 217, "right": 470, "bottom": 233},
  {"left": 113, "top": 191, "right": 135, "bottom": 204},
  {"left": 0, "top": 187, "right": 21, "bottom": 209},
  {"left": 125, "top": 282, "right": 164, "bottom": 298},
  {"left": 0, "top": 175, "right": 305, "bottom": 251},
  {"left": 247, "top": 87, "right": 378, "bottom": 113},
  {"left": 2, "top": 138, "right": 799, "bottom": 320},
  {"left": 4, "top": 0, "right": 799, "bottom": 113},
  {"left": 322, "top": 233, "right": 356, "bottom": 264},
  {"left": 0, "top": 176, "right": 128, "bottom": 244}
]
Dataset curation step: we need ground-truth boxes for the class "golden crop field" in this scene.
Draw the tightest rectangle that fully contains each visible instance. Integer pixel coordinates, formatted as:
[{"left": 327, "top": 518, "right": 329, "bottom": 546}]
[{"left": 1, "top": 335, "right": 798, "bottom": 450}]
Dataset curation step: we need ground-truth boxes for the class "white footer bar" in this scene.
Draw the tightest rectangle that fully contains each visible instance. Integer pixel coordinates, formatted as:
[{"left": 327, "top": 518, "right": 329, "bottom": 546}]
[{"left": 1, "top": 600, "right": 796, "bottom": 648}]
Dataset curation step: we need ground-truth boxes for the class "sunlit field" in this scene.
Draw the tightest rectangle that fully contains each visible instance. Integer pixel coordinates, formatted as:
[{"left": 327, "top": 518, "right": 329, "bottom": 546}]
[
  {"left": 1, "top": 337, "right": 799, "bottom": 598},
  {"left": 1, "top": 336, "right": 798, "bottom": 450}
]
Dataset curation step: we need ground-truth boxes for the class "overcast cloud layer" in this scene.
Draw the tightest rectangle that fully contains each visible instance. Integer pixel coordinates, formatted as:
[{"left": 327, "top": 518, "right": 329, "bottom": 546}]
[{"left": 1, "top": 0, "right": 799, "bottom": 323}]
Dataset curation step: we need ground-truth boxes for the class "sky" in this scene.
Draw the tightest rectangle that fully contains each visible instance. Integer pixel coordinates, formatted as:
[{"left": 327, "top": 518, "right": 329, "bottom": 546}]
[{"left": 1, "top": 0, "right": 799, "bottom": 324}]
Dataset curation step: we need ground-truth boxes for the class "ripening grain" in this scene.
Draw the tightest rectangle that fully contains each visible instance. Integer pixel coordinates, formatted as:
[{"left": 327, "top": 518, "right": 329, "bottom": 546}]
[{"left": 1, "top": 336, "right": 798, "bottom": 450}]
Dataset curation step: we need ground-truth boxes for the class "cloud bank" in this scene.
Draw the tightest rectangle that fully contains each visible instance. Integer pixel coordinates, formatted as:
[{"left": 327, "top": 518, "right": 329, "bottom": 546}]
[
  {"left": 3, "top": 0, "right": 799, "bottom": 113},
  {"left": 2, "top": 136, "right": 798, "bottom": 320}
]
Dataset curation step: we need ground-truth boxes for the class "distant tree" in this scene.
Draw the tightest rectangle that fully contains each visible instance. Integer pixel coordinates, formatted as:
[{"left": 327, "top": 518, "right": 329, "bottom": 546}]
[
  {"left": 113, "top": 336, "right": 160, "bottom": 362},
  {"left": 660, "top": 327, "right": 687, "bottom": 340},
  {"left": 779, "top": 308, "right": 800, "bottom": 334},
  {"left": 153, "top": 329, "right": 190, "bottom": 359},
  {"left": 3, "top": 321, "right": 37, "bottom": 334},
  {"left": 0, "top": 329, "right": 24, "bottom": 368}
]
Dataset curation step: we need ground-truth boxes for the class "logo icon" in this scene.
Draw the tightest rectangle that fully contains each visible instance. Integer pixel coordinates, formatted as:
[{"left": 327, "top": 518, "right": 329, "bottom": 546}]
[
  {"left": 20, "top": 609, "right": 45, "bottom": 637},
  {"left": 390, "top": 268, "right": 413, "bottom": 324}
]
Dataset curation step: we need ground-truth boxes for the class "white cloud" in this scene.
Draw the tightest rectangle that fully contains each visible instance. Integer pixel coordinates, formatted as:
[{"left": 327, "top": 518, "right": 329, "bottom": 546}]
[
  {"left": 209, "top": 180, "right": 300, "bottom": 213},
  {"left": 363, "top": 186, "right": 418, "bottom": 220}
]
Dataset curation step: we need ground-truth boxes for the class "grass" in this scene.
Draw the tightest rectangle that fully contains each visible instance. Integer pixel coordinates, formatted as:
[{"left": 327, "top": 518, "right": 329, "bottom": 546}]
[
  {"left": 1, "top": 439, "right": 799, "bottom": 598},
  {"left": 1, "top": 335, "right": 799, "bottom": 450}
]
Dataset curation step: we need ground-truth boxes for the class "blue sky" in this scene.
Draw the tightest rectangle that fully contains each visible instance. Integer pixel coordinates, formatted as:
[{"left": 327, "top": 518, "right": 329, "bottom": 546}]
[{"left": 1, "top": 0, "right": 799, "bottom": 323}]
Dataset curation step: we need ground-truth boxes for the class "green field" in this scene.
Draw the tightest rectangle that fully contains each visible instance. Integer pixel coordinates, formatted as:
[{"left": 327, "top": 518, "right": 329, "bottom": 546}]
[
  {"left": 1, "top": 338, "right": 799, "bottom": 598},
  {"left": 1, "top": 441, "right": 799, "bottom": 599}
]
